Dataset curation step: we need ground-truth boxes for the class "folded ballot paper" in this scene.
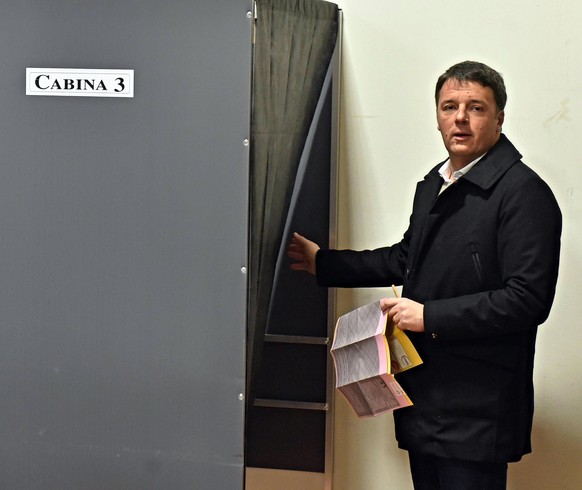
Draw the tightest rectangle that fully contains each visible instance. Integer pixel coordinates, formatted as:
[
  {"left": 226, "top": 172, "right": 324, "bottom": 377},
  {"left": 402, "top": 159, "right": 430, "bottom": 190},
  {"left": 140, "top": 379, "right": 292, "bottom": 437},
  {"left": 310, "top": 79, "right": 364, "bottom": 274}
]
[{"left": 331, "top": 300, "right": 422, "bottom": 418}]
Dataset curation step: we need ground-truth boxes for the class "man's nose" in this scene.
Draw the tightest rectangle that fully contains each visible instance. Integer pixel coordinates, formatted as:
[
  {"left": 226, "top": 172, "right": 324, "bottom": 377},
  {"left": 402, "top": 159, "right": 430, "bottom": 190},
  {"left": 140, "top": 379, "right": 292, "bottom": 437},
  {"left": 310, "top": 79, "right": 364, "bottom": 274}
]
[{"left": 455, "top": 107, "right": 468, "bottom": 122}]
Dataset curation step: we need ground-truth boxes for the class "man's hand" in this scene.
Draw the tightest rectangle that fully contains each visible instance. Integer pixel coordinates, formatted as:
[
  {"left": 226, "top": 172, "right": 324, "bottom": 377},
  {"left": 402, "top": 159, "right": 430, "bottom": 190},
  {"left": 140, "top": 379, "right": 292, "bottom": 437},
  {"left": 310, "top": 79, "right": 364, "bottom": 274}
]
[
  {"left": 287, "top": 232, "right": 320, "bottom": 275},
  {"left": 381, "top": 297, "right": 425, "bottom": 333}
]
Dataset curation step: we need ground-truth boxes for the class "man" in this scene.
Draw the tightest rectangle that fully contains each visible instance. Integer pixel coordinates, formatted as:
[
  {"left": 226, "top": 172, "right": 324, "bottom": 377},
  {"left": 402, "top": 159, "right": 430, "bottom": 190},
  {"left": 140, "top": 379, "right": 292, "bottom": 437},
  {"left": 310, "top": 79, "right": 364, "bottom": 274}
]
[{"left": 288, "top": 61, "right": 561, "bottom": 489}]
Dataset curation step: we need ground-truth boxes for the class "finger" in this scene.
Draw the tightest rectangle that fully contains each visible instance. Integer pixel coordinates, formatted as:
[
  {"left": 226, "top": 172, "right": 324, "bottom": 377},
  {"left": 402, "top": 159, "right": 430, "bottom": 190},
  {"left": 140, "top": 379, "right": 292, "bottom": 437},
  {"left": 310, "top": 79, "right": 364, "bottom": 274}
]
[
  {"left": 289, "top": 262, "right": 307, "bottom": 271},
  {"left": 287, "top": 243, "right": 304, "bottom": 254},
  {"left": 292, "top": 232, "right": 307, "bottom": 245},
  {"left": 287, "top": 249, "right": 303, "bottom": 260},
  {"left": 380, "top": 297, "right": 398, "bottom": 311},
  {"left": 392, "top": 310, "right": 400, "bottom": 323}
]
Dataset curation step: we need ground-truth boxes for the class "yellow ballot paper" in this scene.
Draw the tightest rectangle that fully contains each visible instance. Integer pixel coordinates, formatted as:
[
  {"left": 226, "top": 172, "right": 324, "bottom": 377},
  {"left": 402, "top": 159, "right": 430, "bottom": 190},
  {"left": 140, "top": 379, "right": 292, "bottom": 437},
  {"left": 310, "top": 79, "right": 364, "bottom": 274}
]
[
  {"left": 388, "top": 327, "right": 423, "bottom": 374},
  {"left": 331, "top": 298, "right": 423, "bottom": 418}
]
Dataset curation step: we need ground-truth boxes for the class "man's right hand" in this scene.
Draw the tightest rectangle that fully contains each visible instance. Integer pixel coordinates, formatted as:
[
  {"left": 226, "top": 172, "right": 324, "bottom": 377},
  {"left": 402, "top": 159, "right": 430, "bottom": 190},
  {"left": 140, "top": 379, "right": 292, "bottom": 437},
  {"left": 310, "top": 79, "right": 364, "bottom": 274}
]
[{"left": 287, "top": 232, "right": 320, "bottom": 275}]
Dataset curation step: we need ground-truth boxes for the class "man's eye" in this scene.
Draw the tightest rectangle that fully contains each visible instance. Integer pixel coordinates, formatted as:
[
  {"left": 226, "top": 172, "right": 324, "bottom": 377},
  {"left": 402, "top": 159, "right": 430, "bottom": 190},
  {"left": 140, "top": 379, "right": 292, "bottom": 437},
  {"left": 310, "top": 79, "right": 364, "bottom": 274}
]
[
  {"left": 442, "top": 105, "right": 456, "bottom": 112},
  {"left": 470, "top": 106, "right": 484, "bottom": 112}
]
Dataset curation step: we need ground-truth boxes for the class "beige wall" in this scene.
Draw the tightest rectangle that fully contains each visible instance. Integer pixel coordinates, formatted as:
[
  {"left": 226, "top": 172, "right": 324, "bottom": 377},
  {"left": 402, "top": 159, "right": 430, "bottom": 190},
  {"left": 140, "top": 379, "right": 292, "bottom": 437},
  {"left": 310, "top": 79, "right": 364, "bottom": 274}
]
[
  {"left": 330, "top": 1, "right": 582, "bottom": 489},
  {"left": 246, "top": 468, "right": 325, "bottom": 489}
]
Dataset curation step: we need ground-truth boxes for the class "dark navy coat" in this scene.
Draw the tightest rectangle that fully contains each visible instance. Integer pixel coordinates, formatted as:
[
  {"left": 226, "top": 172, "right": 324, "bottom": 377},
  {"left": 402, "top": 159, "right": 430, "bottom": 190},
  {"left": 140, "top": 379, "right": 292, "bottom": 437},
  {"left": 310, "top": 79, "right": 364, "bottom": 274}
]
[{"left": 317, "top": 134, "right": 562, "bottom": 463}]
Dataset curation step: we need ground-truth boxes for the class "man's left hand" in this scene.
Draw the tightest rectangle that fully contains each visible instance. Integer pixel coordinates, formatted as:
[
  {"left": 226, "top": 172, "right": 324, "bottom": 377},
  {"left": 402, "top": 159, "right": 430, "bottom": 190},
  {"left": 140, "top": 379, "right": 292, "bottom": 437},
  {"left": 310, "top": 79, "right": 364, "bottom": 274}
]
[{"left": 381, "top": 297, "right": 425, "bottom": 333}]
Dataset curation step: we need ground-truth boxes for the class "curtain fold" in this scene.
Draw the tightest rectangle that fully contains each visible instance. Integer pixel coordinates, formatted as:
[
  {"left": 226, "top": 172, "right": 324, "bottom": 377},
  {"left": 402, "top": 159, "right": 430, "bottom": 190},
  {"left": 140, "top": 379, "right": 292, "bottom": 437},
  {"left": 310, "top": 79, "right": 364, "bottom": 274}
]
[{"left": 247, "top": 0, "right": 339, "bottom": 401}]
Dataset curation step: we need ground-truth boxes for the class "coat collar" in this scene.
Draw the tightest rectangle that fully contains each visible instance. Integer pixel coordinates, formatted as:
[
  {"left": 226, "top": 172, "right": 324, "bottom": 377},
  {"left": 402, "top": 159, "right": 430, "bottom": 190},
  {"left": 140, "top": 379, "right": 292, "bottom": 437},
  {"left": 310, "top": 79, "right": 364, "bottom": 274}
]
[
  {"left": 424, "top": 134, "right": 523, "bottom": 191},
  {"left": 408, "top": 135, "right": 524, "bottom": 274}
]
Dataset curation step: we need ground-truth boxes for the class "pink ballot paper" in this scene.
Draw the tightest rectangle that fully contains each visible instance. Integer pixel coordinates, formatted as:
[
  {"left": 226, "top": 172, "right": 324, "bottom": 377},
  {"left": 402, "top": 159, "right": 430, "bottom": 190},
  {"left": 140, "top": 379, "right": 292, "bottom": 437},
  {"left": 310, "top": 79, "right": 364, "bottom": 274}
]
[{"left": 331, "top": 301, "right": 422, "bottom": 418}]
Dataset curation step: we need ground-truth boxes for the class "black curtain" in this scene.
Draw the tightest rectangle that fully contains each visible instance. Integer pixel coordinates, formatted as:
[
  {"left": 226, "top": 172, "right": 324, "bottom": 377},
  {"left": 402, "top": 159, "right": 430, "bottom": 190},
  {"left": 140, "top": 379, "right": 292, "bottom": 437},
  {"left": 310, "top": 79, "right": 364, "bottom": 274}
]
[{"left": 247, "top": 0, "right": 339, "bottom": 404}]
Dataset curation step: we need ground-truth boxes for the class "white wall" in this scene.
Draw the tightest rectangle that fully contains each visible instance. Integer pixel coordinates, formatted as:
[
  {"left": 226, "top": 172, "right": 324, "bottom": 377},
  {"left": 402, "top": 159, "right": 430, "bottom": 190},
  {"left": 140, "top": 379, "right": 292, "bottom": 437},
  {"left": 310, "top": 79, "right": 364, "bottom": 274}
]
[{"left": 331, "top": 1, "right": 582, "bottom": 489}]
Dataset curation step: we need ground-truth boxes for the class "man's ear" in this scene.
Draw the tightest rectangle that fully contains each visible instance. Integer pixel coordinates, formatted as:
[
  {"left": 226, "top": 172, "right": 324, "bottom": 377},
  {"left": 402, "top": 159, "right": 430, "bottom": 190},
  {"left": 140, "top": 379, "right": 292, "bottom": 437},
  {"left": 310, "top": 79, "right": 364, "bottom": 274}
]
[{"left": 497, "top": 110, "right": 505, "bottom": 131}]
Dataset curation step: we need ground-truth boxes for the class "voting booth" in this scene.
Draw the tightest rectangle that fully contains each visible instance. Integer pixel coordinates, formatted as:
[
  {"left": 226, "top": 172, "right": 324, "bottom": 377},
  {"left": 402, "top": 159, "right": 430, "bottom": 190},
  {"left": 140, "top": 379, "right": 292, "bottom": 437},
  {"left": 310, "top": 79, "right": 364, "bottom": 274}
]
[{"left": 0, "top": 1, "right": 339, "bottom": 488}]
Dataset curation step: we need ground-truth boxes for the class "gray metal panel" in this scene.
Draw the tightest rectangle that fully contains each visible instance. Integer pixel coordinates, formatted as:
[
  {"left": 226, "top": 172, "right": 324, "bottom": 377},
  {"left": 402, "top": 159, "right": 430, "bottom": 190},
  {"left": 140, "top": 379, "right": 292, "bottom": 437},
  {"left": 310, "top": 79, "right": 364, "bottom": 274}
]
[{"left": 0, "top": 1, "right": 251, "bottom": 488}]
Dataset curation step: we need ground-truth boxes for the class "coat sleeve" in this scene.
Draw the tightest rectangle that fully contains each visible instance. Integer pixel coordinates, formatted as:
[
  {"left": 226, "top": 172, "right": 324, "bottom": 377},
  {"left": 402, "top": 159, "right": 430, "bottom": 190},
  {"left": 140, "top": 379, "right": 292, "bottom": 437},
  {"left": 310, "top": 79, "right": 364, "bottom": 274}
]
[
  {"left": 316, "top": 228, "right": 411, "bottom": 289},
  {"left": 424, "top": 174, "right": 562, "bottom": 341}
]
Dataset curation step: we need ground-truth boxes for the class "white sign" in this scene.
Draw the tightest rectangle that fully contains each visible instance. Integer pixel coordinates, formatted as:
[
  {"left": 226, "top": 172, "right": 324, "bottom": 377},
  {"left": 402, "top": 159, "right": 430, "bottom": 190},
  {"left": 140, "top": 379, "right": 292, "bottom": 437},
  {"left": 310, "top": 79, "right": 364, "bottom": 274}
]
[{"left": 26, "top": 68, "right": 134, "bottom": 98}]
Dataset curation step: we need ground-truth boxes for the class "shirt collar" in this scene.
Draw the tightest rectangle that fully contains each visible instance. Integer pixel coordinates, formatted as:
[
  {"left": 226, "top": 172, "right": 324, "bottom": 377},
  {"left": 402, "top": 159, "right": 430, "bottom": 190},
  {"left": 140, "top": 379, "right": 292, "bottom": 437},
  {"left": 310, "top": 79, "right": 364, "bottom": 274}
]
[{"left": 438, "top": 153, "right": 487, "bottom": 183}]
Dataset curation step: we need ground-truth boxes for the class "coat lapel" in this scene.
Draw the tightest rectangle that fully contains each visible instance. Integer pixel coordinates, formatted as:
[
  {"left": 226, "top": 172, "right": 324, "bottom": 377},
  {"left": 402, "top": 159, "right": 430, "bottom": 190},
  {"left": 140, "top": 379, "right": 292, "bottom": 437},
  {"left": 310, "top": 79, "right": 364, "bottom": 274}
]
[
  {"left": 409, "top": 135, "right": 523, "bottom": 270},
  {"left": 408, "top": 168, "right": 443, "bottom": 273}
]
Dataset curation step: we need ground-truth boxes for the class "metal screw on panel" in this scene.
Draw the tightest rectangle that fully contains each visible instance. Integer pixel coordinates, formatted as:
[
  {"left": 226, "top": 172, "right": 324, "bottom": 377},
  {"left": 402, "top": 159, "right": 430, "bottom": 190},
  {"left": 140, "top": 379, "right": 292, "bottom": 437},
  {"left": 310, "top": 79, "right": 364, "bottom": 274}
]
[
  {"left": 241, "top": 267, "right": 247, "bottom": 274},
  {"left": 243, "top": 138, "right": 249, "bottom": 146},
  {"left": 238, "top": 393, "right": 245, "bottom": 401},
  {"left": 246, "top": 11, "right": 253, "bottom": 19}
]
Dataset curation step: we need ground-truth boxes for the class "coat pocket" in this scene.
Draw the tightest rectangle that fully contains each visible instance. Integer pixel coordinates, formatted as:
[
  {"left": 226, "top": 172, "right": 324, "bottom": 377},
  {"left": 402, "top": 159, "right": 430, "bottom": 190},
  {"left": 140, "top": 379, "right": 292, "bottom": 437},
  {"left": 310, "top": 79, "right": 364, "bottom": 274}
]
[{"left": 470, "top": 243, "right": 484, "bottom": 284}]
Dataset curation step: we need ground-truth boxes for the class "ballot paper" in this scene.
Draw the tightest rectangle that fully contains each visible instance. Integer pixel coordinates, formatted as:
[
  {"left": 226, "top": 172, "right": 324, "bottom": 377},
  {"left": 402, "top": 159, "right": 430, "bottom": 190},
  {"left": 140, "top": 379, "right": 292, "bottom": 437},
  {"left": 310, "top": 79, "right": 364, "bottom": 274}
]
[{"left": 331, "top": 301, "right": 422, "bottom": 418}]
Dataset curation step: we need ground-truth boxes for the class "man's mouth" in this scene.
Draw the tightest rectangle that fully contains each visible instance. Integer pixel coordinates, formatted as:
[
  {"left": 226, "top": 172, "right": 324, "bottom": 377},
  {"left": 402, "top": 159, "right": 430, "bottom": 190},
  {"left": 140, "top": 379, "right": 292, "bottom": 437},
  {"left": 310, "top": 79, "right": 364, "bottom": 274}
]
[{"left": 453, "top": 132, "right": 471, "bottom": 139}]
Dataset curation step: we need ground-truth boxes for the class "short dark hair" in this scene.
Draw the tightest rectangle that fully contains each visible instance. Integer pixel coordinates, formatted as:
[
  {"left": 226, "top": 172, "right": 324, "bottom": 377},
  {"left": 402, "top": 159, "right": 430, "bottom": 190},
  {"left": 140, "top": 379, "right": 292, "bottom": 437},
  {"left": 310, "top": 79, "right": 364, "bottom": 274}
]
[{"left": 435, "top": 61, "right": 507, "bottom": 111}]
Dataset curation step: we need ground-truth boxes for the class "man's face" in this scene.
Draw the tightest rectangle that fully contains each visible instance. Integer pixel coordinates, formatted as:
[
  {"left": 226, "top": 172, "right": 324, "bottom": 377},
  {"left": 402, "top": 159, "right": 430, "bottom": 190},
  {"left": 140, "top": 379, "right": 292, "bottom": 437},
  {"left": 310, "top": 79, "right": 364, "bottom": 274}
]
[{"left": 436, "top": 79, "right": 504, "bottom": 170}]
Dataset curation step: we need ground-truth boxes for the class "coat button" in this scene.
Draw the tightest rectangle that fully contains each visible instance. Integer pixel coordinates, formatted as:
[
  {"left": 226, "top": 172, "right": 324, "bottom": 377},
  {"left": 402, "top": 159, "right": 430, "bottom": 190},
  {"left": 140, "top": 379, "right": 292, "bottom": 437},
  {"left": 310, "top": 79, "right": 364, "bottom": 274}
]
[{"left": 431, "top": 332, "right": 438, "bottom": 339}]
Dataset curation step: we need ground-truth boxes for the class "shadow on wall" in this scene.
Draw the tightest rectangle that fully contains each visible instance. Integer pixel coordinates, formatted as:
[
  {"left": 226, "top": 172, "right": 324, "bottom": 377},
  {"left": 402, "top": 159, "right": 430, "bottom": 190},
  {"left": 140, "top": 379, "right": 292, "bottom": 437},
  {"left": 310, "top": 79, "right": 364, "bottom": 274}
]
[{"left": 508, "top": 415, "right": 582, "bottom": 489}]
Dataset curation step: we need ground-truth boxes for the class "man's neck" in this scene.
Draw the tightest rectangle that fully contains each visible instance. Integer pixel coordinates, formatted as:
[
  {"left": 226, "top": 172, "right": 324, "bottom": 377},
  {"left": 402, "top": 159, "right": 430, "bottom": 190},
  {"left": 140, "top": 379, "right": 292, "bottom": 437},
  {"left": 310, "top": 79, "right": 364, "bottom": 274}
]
[{"left": 449, "top": 157, "right": 474, "bottom": 173}]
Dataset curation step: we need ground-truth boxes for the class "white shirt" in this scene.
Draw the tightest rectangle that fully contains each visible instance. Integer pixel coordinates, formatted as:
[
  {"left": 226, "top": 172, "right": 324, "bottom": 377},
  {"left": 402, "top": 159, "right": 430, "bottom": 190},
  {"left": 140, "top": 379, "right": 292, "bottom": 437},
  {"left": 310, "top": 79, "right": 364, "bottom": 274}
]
[{"left": 438, "top": 153, "right": 486, "bottom": 194}]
